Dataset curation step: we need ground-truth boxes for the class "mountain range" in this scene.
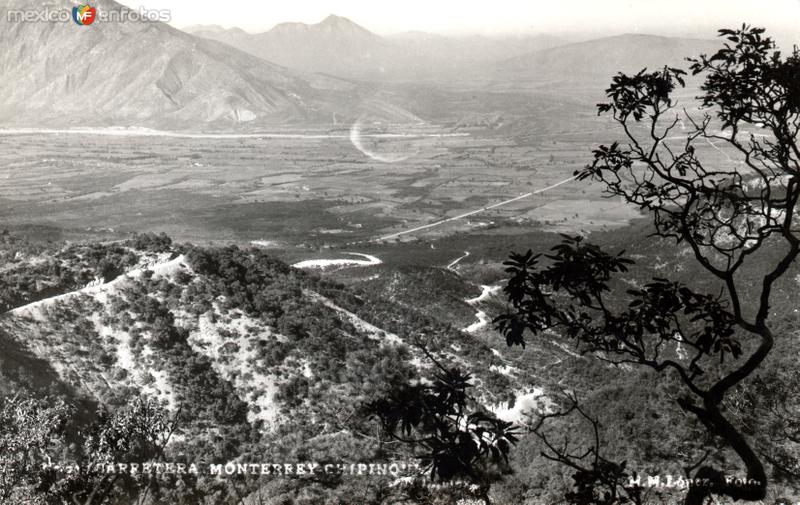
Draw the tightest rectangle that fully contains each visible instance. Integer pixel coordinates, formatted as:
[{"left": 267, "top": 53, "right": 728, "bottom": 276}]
[
  {"left": 0, "top": 0, "right": 418, "bottom": 128},
  {"left": 0, "top": 1, "right": 722, "bottom": 128},
  {"left": 185, "top": 16, "right": 720, "bottom": 90},
  {"left": 185, "top": 16, "right": 565, "bottom": 82}
]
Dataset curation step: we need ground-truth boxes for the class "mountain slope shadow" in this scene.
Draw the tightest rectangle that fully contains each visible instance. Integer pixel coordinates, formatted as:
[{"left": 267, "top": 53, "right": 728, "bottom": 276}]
[{"left": 0, "top": 326, "right": 96, "bottom": 416}]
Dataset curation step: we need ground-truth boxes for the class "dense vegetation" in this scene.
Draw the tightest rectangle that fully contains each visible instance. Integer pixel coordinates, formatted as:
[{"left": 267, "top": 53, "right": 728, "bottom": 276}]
[{"left": 0, "top": 230, "right": 529, "bottom": 504}]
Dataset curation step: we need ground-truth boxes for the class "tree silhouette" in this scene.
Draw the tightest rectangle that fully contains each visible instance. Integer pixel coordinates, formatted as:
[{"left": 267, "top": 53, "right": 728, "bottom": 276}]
[
  {"left": 366, "top": 343, "right": 519, "bottom": 504},
  {"left": 528, "top": 392, "right": 647, "bottom": 505},
  {"left": 496, "top": 25, "right": 800, "bottom": 504}
]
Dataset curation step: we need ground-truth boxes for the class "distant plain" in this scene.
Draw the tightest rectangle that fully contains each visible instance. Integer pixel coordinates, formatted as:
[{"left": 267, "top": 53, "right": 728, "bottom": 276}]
[{"left": 0, "top": 106, "right": 739, "bottom": 272}]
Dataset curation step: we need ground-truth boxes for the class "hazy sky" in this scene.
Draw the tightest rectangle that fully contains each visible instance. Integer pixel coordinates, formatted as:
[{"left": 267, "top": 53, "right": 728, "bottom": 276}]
[{"left": 122, "top": 0, "right": 800, "bottom": 45}]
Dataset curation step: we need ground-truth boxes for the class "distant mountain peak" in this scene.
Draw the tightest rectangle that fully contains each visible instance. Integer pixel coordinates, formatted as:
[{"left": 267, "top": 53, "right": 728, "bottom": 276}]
[
  {"left": 265, "top": 14, "right": 373, "bottom": 38},
  {"left": 320, "top": 14, "right": 350, "bottom": 25},
  {"left": 316, "top": 14, "right": 372, "bottom": 34}
]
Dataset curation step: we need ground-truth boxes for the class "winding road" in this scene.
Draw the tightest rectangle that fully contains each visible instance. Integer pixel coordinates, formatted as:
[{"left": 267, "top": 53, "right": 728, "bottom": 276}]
[
  {"left": 291, "top": 253, "right": 382, "bottom": 270},
  {"left": 446, "top": 251, "right": 470, "bottom": 270}
]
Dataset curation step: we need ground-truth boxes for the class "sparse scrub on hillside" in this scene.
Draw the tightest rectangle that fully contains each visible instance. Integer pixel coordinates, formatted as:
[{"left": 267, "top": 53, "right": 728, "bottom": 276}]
[{"left": 0, "top": 236, "right": 545, "bottom": 503}]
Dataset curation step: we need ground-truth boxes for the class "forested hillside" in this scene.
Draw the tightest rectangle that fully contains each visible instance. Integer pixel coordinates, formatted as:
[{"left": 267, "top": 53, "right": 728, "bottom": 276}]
[
  {"left": 0, "top": 231, "right": 542, "bottom": 503},
  {"left": 1, "top": 219, "right": 798, "bottom": 503}
]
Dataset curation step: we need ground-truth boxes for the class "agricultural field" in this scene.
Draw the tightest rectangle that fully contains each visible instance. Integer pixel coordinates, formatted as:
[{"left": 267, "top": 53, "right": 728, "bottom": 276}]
[
  {"left": 0, "top": 114, "right": 743, "bottom": 277},
  {"left": 0, "top": 124, "right": 633, "bottom": 241}
]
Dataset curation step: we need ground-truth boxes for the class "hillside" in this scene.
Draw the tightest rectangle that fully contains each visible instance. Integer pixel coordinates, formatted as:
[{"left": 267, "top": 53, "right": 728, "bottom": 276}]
[
  {"left": 2, "top": 218, "right": 799, "bottom": 502},
  {"left": 496, "top": 33, "right": 721, "bottom": 89},
  {"left": 0, "top": 231, "right": 559, "bottom": 501},
  {"left": 0, "top": 0, "right": 417, "bottom": 128}
]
